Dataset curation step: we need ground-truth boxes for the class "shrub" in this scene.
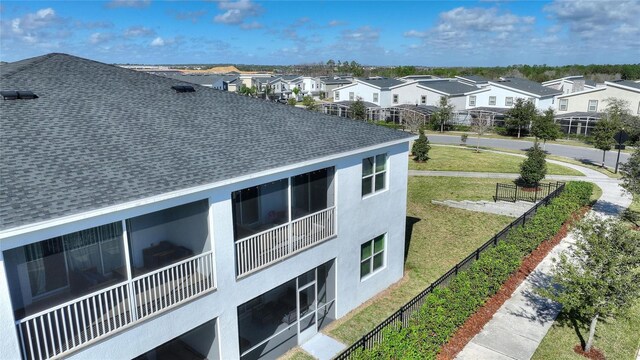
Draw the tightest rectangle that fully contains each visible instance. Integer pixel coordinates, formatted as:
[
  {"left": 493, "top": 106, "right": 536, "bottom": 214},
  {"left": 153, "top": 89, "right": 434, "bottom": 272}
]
[
  {"left": 356, "top": 181, "right": 592, "bottom": 359},
  {"left": 412, "top": 129, "right": 431, "bottom": 162},
  {"left": 519, "top": 142, "right": 547, "bottom": 186}
]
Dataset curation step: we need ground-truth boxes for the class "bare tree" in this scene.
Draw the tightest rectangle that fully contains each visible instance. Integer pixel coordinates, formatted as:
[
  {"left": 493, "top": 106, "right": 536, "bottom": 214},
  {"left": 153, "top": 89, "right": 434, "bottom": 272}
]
[
  {"left": 401, "top": 108, "right": 427, "bottom": 133},
  {"left": 470, "top": 113, "right": 492, "bottom": 152}
]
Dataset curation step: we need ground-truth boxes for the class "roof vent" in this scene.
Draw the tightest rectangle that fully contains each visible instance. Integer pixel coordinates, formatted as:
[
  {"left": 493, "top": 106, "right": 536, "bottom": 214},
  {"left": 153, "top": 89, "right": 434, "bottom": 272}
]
[
  {"left": 171, "top": 85, "right": 195, "bottom": 93},
  {"left": 1, "top": 91, "right": 39, "bottom": 100}
]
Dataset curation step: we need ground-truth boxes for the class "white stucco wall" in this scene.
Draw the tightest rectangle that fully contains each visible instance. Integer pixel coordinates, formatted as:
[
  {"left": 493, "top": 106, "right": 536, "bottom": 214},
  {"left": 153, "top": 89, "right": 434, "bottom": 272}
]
[
  {"left": 0, "top": 141, "right": 411, "bottom": 360},
  {"left": 555, "top": 86, "right": 640, "bottom": 115}
]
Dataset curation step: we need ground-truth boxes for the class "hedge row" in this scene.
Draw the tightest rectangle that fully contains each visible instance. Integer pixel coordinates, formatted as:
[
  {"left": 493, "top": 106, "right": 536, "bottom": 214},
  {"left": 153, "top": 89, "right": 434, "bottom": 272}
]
[{"left": 353, "top": 181, "right": 593, "bottom": 360}]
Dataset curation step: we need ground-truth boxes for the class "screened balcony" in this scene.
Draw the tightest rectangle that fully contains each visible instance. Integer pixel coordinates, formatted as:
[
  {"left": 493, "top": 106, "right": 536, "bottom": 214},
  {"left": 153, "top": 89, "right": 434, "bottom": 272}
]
[
  {"left": 5, "top": 200, "right": 215, "bottom": 360},
  {"left": 232, "top": 167, "right": 336, "bottom": 277}
]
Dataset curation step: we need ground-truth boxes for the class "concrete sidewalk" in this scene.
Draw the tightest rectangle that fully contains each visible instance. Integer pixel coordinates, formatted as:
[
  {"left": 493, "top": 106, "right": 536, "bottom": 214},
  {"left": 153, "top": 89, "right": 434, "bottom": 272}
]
[{"left": 453, "top": 159, "right": 632, "bottom": 359}]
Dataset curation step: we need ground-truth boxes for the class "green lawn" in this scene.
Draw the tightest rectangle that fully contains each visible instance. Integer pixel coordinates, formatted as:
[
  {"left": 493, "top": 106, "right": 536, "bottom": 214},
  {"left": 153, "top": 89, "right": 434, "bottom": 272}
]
[
  {"left": 533, "top": 300, "right": 640, "bottom": 360},
  {"left": 409, "top": 146, "right": 583, "bottom": 176},
  {"left": 324, "top": 177, "right": 514, "bottom": 344}
]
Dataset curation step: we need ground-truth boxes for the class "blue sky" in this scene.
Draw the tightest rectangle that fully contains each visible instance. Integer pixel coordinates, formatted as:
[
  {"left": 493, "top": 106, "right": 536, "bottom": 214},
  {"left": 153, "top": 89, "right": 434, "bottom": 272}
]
[{"left": 1, "top": 0, "right": 639, "bottom": 66}]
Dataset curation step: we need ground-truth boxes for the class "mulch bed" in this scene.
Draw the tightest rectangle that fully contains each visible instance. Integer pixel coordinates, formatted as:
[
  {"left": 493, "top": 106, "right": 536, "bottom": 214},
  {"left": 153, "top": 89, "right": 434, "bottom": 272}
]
[
  {"left": 573, "top": 344, "right": 606, "bottom": 360},
  {"left": 437, "top": 206, "right": 590, "bottom": 360}
]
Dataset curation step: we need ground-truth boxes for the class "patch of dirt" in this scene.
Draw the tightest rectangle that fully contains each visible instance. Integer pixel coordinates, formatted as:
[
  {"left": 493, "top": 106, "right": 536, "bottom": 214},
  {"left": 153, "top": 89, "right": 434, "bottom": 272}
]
[
  {"left": 573, "top": 344, "right": 606, "bottom": 360},
  {"left": 437, "top": 206, "right": 590, "bottom": 360}
]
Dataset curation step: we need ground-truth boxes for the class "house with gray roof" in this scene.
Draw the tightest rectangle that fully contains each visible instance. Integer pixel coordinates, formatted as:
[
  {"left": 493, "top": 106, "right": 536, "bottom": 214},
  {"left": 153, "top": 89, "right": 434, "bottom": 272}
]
[
  {"left": 555, "top": 79, "right": 640, "bottom": 120},
  {"left": 455, "top": 75, "right": 490, "bottom": 87},
  {"left": 0, "top": 53, "right": 414, "bottom": 360},
  {"left": 471, "top": 77, "right": 562, "bottom": 111},
  {"left": 542, "top": 75, "right": 598, "bottom": 94}
]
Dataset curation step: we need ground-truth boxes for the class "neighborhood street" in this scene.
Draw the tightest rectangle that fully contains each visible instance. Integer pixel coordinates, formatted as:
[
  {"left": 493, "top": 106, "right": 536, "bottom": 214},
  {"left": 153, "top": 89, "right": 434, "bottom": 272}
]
[{"left": 427, "top": 134, "right": 631, "bottom": 168}]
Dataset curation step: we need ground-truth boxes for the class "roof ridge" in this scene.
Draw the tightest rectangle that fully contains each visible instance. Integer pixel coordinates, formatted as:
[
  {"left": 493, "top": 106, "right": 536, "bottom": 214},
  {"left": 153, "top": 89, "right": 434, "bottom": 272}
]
[{"left": 0, "top": 53, "right": 62, "bottom": 80}]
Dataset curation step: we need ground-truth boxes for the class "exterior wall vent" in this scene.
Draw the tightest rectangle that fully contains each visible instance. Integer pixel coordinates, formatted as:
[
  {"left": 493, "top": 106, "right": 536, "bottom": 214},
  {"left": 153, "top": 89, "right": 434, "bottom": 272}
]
[
  {"left": 1, "top": 91, "right": 39, "bottom": 100},
  {"left": 171, "top": 85, "right": 195, "bottom": 93}
]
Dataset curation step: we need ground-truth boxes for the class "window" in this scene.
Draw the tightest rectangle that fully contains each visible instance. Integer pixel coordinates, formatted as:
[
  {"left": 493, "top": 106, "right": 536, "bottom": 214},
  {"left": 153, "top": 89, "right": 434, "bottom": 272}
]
[
  {"left": 505, "top": 97, "right": 514, "bottom": 107},
  {"left": 373, "top": 93, "right": 379, "bottom": 102},
  {"left": 335, "top": 91, "right": 340, "bottom": 100},
  {"left": 421, "top": 95, "right": 427, "bottom": 104},
  {"left": 559, "top": 98, "right": 568, "bottom": 111},
  {"left": 469, "top": 95, "right": 476, "bottom": 107},
  {"left": 360, "top": 234, "right": 385, "bottom": 278},
  {"left": 349, "top": 92, "right": 354, "bottom": 101},
  {"left": 489, "top": 96, "right": 496, "bottom": 105},
  {"left": 393, "top": 94, "right": 399, "bottom": 104},
  {"left": 588, "top": 99, "right": 598, "bottom": 112},
  {"left": 362, "top": 154, "right": 387, "bottom": 196}
]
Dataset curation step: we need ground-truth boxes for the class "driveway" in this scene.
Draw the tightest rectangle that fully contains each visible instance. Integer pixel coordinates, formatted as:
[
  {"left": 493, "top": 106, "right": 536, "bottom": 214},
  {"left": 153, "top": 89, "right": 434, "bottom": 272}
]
[{"left": 427, "top": 134, "right": 630, "bottom": 168}]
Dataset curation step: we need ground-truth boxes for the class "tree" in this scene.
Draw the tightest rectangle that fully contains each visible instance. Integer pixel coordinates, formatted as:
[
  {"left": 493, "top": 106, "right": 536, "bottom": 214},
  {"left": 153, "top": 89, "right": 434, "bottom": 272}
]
[
  {"left": 470, "top": 113, "right": 492, "bottom": 152},
  {"left": 287, "top": 97, "right": 297, "bottom": 106},
  {"left": 531, "top": 108, "right": 562, "bottom": 149},
  {"left": 432, "top": 96, "right": 454, "bottom": 133},
  {"left": 326, "top": 59, "right": 335, "bottom": 67},
  {"left": 412, "top": 128, "right": 431, "bottom": 162},
  {"left": 519, "top": 142, "right": 547, "bottom": 186},
  {"left": 603, "top": 97, "right": 640, "bottom": 141},
  {"left": 591, "top": 117, "right": 620, "bottom": 167},
  {"left": 349, "top": 97, "right": 366, "bottom": 120},
  {"left": 263, "top": 85, "right": 272, "bottom": 100},
  {"left": 506, "top": 98, "right": 537, "bottom": 138},
  {"left": 538, "top": 217, "right": 640, "bottom": 353},
  {"left": 238, "top": 84, "right": 256, "bottom": 96},
  {"left": 291, "top": 87, "right": 300, "bottom": 100},
  {"left": 302, "top": 95, "right": 317, "bottom": 111},
  {"left": 621, "top": 147, "right": 640, "bottom": 195}
]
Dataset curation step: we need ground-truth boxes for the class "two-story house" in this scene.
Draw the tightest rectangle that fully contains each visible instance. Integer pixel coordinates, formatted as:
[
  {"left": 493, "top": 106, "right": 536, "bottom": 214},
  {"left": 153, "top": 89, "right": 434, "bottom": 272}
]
[
  {"left": 473, "top": 77, "right": 562, "bottom": 112},
  {"left": 0, "top": 54, "right": 414, "bottom": 360}
]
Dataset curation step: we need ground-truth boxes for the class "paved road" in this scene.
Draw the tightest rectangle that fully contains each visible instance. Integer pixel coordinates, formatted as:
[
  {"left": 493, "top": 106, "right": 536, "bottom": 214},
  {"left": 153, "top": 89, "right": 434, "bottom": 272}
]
[{"left": 427, "top": 134, "right": 630, "bottom": 168}]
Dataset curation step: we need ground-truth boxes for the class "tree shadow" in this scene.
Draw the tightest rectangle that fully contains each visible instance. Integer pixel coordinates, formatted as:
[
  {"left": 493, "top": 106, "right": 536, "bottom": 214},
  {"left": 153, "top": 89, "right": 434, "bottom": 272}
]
[
  {"left": 592, "top": 199, "right": 627, "bottom": 216},
  {"left": 506, "top": 269, "right": 563, "bottom": 325},
  {"left": 404, "top": 216, "right": 421, "bottom": 263}
]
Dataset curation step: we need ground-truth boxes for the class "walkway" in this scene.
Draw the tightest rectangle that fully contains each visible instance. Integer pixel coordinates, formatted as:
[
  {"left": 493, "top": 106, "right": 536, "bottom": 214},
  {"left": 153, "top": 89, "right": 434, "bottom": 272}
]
[
  {"left": 435, "top": 159, "right": 632, "bottom": 359},
  {"left": 300, "top": 332, "right": 346, "bottom": 360}
]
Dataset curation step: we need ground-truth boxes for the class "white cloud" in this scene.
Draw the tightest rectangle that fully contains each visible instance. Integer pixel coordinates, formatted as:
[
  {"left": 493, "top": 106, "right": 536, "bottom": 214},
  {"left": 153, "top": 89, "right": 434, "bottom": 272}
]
[
  {"left": 123, "top": 26, "right": 155, "bottom": 37},
  {"left": 328, "top": 20, "right": 346, "bottom": 27},
  {"left": 214, "top": 0, "right": 262, "bottom": 25},
  {"left": 240, "top": 21, "right": 263, "bottom": 30},
  {"left": 106, "top": 0, "right": 151, "bottom": 9},
  {"left": 342, "top": 26, "right": 379, "bottom": 41},
  {"left": 88, "top": 32, "right": 112, "bottom": 44},
  {"left": 403, "top": 30, "right": 427, "bottom": 38},
  {"left": 150, "top": 37, "right": 165, "bottom": 47}
]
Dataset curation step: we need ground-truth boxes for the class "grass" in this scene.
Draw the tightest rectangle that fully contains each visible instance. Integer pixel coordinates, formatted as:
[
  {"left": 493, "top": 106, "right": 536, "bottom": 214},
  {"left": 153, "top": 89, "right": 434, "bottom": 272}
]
[
  {"left": 279, "top": 348, "right": 315, "bottom": 360},
  {"left": 324, "top": 177, "right": 514, "bottom": 344},
  {"left": 590, "top": 183, "right": 603, "bottom": 203},
  {"left": 532, "top": 300, "right": 640, "bottom": 360},
  {"left": 408, "top": 146, "right": 583, "bottom": 176}
]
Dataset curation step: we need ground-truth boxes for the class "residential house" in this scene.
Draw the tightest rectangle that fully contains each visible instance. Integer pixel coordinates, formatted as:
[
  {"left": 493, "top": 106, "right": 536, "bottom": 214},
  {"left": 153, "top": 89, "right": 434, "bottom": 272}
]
[
  {"left": 398, "top": 75, "right": 439, "bottom": 82},
  {"left": 159, "top": 74, "right": 222, "bottom": 88},
  {"left": 473, "top": 77, "right": 562, "bottom": 111},
  {"left": 320, "top": 78, "right": 352, "bottom": 100},
  {"left": 212, "top": 75, "right": 240, "bottom": 91},
  {"left": 413, "top": 80, "right": 486, "bottom": 110},
  {"left": 455, "top": 75, "right": 490, "bottom": 88},
  {"left": 541, "top": 76, "right": 598, "bottom": 94},
  {"left": 0, "top": 54, "right": 414, "bottom": 360},
  {"left": 555, "top": 80, "right": 640, "bottom": 115},
  {"left": 332, "top": 78, "right": 406, "bottom": 107}
]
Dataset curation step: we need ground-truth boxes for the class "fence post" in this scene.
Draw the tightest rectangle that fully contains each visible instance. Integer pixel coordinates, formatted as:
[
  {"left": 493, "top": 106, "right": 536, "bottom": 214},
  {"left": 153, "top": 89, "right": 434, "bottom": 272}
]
[
  {"left": 495, "top": 183, "right": 499, "bottom": 201},
  {"left": 475, "top": 248, "right": 480, "bottom": 260},
  {"left": 455, "top": 263, "right": 459, "bottom": 275},
  {"left": 534, "top": 186, "right": 538, "bottom": 202},
  {"left": 493, "top": 235, "right": 498, "bottom": 245}
]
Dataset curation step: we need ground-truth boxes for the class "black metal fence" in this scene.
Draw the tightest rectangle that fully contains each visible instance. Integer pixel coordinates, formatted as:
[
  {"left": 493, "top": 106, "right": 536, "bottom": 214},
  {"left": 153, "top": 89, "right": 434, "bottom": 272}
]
[
  {"left": 494, "top": 182, "right": 564, "bottom": 203},
  {"left": 334, "top": 183, "right": 566, "bottom": 360}
]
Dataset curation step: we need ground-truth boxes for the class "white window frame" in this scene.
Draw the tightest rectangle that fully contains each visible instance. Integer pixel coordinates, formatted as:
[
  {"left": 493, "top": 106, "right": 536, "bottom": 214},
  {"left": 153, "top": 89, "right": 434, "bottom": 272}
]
[
  {"left": 505, "top": 97, "right": 514, "bottom": 107},
  {"left": 349, "top": 92, "right": 355, "bottom": 101},
  {"left": 588, "top": 99, "right": 598, "bottom": 112},
  {"left": 469, "top": 95, "right": 476, "bottom": 107},
  {"left": 334, "top": 91, "right": 340, "bottom": 101},
  {"left": 360, "top": 234, "right": 386, "bottom": 280},
  {"left": 373, "top": 93, "right": 379, "bottom": 103},
  {"left": 489, "top": 96, "right": 496, "bottom": 106},
  {"left": 421, "top": 95, "right": 427, "bottom": 105},
  {"left": 393, "top": 94, "right": 399, "bottom": 104},
  {"left": 559, "top": 98, "right": 568, "bottom": 111},
  {"left": 362, "top": 153, "right": 387, "bottom": 197}
]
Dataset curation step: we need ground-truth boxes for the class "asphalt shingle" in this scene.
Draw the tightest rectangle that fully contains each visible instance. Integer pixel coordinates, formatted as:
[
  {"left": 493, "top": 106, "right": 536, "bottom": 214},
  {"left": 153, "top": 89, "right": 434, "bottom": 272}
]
[{"left": 0, "top": 53, "right": 413, "bottom": 231}]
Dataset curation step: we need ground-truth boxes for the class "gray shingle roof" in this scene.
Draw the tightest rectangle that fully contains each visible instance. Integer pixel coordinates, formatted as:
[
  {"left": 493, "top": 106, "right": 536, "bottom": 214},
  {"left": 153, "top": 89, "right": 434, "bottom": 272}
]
[
  {"left": 609, "top": 79, "right": 640, "bottom": 90},
  {"left": 160, "top": 73, "right": 222, "bottom": 86},
  {"left": 495, "top": 77, "right": 562, "bottom": 97},
  {"left": 457, "top": 75, "right": 490, "bottom": 84},
  {"left": 417, "top": 80, "right": 479, "bottom": 96},
  {"left": 0, "top": 53, "right": 413, "bottom": 231},
  {"left": 358, "top": 78, "right": 404, "bottom": 90}
]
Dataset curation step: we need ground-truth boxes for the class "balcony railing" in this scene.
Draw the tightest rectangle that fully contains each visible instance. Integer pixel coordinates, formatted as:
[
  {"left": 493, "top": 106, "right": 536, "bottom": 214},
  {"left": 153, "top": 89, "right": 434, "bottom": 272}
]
[
  {"left": 236, "top": 207, "right": 336, "bottom": 277},
  {"left": 15, "top": 252, "right": 215, "bottom": 360}
]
